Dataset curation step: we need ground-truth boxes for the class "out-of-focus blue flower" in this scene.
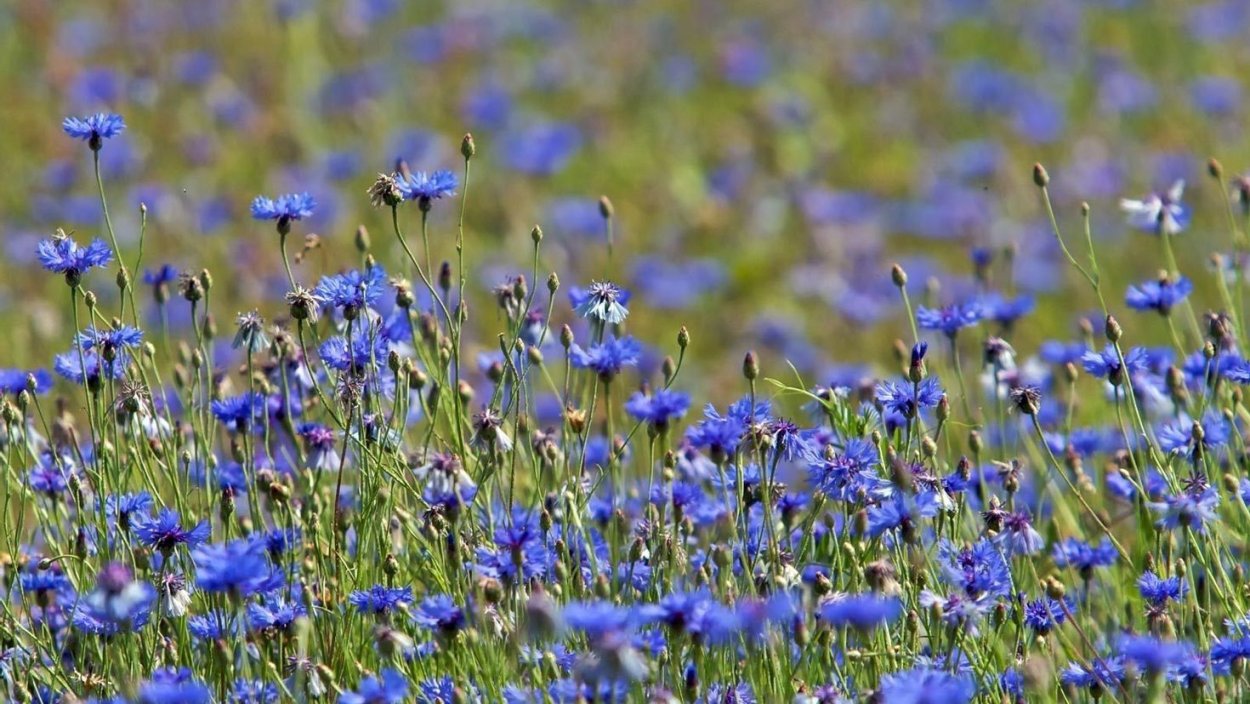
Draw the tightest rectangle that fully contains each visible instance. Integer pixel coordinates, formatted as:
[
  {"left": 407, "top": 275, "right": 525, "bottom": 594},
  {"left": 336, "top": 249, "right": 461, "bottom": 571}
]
[
  {"left": 1126, "top": 276, "right": 1193, "bottom": 314},
  {"left": 1081, "top": 345, "right": 1148, "bottom": 382},
  {"left": 348, "top": 585, "right": 413, "bottom": 616},
  {"left": 1120, "top": 181, "right": 1189, "bottom": 235},
  {"left": 191, "top": 539, "right": 278, "bottom": 597},
  {"left": 570, "top": 336, "right": 641, "bottom": 379},
  {"left": 0, "top": 368, "right": 52, "bottom": 395},
  {"left": 500, "top": 122, "right": 581, "bottom": 175},
  {"left": 1150, "top": 484, "right": 1220, "bottom": 532},
  {"left": 625, "top": 389, "right": 690, "bottom": 429},
  {"left": 412, "top": 594, "right": 465, "bottom": 634},
  {"left": 1052, "top": 537, "right": 1118, "bottom": 574},
  {"left": 211, "top": 392, "right": 267, "bottom": 433},
  {"left": 1119, "top": 634, "right": 1192, "bottom": 674},
  {"left": 916, "top": 302, "right": 983, "bottom": 337},
  {"left": 876, "top": 666, "right": 975, "bottom": 704},
  {"left": 817, "top": 593, "right": 901, "bottom": 631},
  {"left": 340, "top": 669, "right": 408, "bottom": 704}
]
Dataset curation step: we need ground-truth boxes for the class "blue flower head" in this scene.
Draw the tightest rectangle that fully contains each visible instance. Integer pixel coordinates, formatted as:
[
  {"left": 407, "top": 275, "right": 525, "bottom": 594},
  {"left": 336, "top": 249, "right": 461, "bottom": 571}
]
[
  {"left": 348, "top": 585, "right": 413, "bottom": 616},
  {"left": 817, "top": 594, "right": 902, "bottom": 632},
  {"left": 340, "top": 669, "right": 408, "bottom": 704},
  {"left": 250, "top": 192, "right": 316, "bottom": 233},
  {"left": 62, "top": 112, "right": 125, "bottom": 149},
  {"left": 1126, "top": 275, "right": 1193, "bottom": 315},
  {"left": 625, "top": 388, "right": 691, "bottom": 429},
  {"left": 211, "top": 392, "right": 267, "bottom": 433},
  {"left": 396, "top": 169, "right": 458, "bottom": 208},
  {"left": 570, "top": 336, "right": 641, "bottom": 379},
  {"left": 38, "top": 234, "right": 113, "bottom": 285},
  {"left": 1121, "top": 180, "right": 1189, "bottom": 235},
  {"left": 1138, "top": 571, "right": 1187, "bottom": 605},
  {"left": 1081, "top": 345, "right": 1148, "bottom": 384},
  {"left": 874, "top": 377, "right": 943, "bottom": 419},
  {"left": 916, "top": 302, "right": 983, "bottom": 337},
  {"left": 191, "top": 539, "right": 278, "bottom": 598},
  {"left": 877, "top": 667, "right": 976, "bottom": 704},
  {"left": 571, "top": 281, "right": 631, "bottom": 325},
  {"left": 0, "top": 368, "right": 52, "bottom": 395},
  {"left": 314, "top": 265, "right": 387, "bottom": 314}
]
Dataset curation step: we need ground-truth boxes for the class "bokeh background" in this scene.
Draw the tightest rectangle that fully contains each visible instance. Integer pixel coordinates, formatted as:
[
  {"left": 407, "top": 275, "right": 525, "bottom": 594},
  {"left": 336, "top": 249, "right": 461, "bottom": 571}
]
[{"left": 5, "top": 0, "right": 1250, "bottom": 397}]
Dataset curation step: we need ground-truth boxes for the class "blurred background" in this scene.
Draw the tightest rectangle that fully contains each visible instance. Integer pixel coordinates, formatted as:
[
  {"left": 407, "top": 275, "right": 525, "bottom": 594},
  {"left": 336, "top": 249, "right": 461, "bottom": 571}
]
[{"left": 4, "top": 0, "right": 1250, "bottom": 399}]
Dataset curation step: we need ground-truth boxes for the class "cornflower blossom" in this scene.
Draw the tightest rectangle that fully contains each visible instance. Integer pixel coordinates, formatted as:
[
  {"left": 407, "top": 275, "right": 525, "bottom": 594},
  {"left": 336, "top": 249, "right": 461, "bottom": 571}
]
[{"left": 1121, "top": 181, "right": 1189, "bottom": 235}]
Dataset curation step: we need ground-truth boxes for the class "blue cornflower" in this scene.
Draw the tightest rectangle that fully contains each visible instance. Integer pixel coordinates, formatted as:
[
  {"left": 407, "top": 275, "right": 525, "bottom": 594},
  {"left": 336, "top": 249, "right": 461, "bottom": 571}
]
[
  {"left": 28, "top": 456, "right": 76, "bottom": 496},
  {"left": 1121, "top": 181, "right": 1189, "bottom": 235},
  {"left": 817, "top": 593, "right": 901, "bottom": 631},
  {"left": 37, "top": 234, "right": 113, "bottom": 283},
  {"left": 997, "top": 511, "right": 1045, "bottom": 555},
  {"left": 980, "top": 293, "right": 1035, "bottom": 328},
  {"left": 62, "top": 112, "right": 125, "bottom": 148},
  {"left": 1118, "top": 634, "right": 1191, "bottom": 674},
  {"left": 349, "top": 585, "right": 414, "bottom": 616},
  {"left": 864, "top": 491, "right": 939, "bottom": 540},
  {"left": 231, "top": 680, "right": 279, "bottom": 704},
  {"left": 1126, "top": 275, "right": 1193, "bottom": 315},
  {"left": 1023, "top": 596, "right": 1072, "bottom": 635},
  {"left": 1210, "top": 636, "right": 1250, "bottom": 675},
  {"left": 105, "top": 491, "right": 152, "bottom": 531},
  {"left": 137, "top": 678, "right": 211, "bottom": 704},
  {"left": 54, "top": 348, "right": 125, "bottom": 386},
  {"left": 1150, "top": 485, "right": 1220, "bottom": 532},
  {"left": 319, "top": 334, "right": 390, "bottom": 374},
  {"left": 1061, "top": 656, "right": 1127, "bottom": 690},
  {"left": 918, "top": 591, "right": 993, "bottom": 634},
  {"left": 396, "top": 170, "right": 458, "bottom": 208},
  {"left": 1157, "top": 412, "right": 1229, "bottom": 461},
  {"left": 804, "top": 438, "right": 885, "bottom": 501},
  {"left": 134, "top": 508, "right": 211, "bottom": 554},
  {"left": 339, "top": 669, "right": 408, "bottom": 704},
  {"left": 701, "top": 683, "right": 756, "bottom": 703},
  {"left": 76, "top": 325, "right": 143, "bottom": 356},
  {"left": 412, "top": 594, "right": 466, "bottom": 634},
  {"left": 626, "top": 389, "right": 691, "bottom": 430},
  {"left": 876, "top": 667, "right": 976, "bottom": 704},
  {"left": 562, "top": 601, "right": 637, "bottom": 640},
  {"left": 247, "top": 591, "right": 306, "bottom": 633},
  {"left": 1039, "top": 340, "right": 1089, "bottom": 365},
  {"left": 211, "top": 392, "right": 267, "bottom": 433},
  {"left": 191, "top": 539, "right": 278, "bottom": 597},
  {"left": 570, "top": 281, "right": 631, "bottom": 325},
  {"left": 250, "top": 192, "right": 316, "bottom": 225},
  {"left": 1138, "top": 571, "right": 1187, "bottom": 605},
  {"left": 570, "top": 336, "right": 641, "bottom": 379},
  {"left": 915, "top": 302, "right": 983, "bottom": 337},
  {"left": 1081, "top": 344, "right": 1148, "bottom": 383},
  {"left": 0, "top": 368, "right": 52, "bottom": 395},
  {"left": 1052, "top": 537, "right": 1118, "bottom": 575},
  {"left": 314, "top": 265, "right": 387, "bottom": 314},
  {"left": 874, "top": 377, "right": 943, "bottom": 419},
  {"left": 142, "top": 264, "right": 180, "bottom": 303},
  {"left": 640, "top": 588, "right": 720, "bottom": 638},
  {"left": 938, "top": 538, "right": 1013, "bottom": 600}
]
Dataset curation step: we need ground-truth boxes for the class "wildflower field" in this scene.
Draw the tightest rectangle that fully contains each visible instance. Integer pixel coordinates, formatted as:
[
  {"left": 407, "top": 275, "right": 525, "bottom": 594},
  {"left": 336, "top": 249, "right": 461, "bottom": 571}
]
[{"left": 9, "top": 1, "right": 1250, "bottom": 702}]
